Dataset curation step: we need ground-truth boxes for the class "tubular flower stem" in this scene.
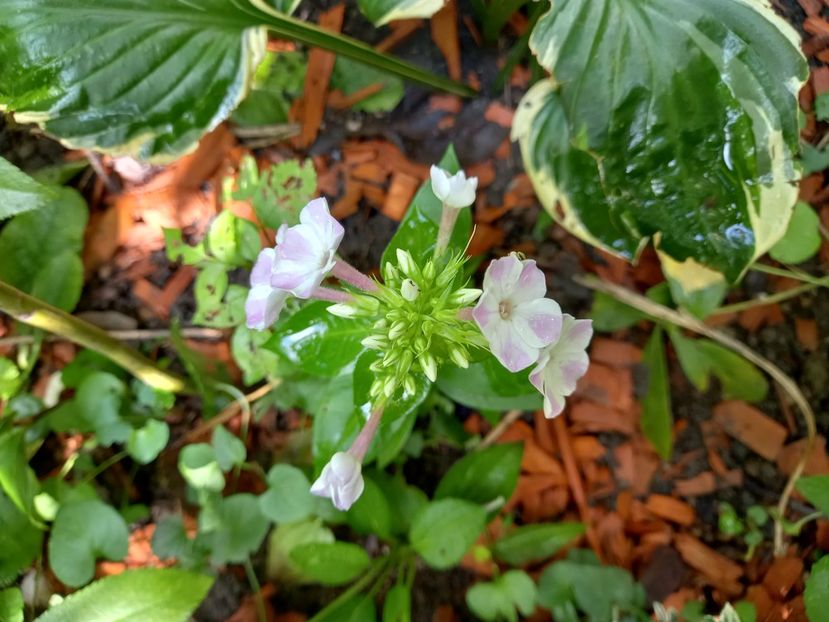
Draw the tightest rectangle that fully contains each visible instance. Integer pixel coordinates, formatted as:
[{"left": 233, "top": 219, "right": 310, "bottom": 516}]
[
  {"left": 457, "top": 307, "right": 475, "bottom": 322},
  {"left": 311, "top": 286, "right": 354, "bottom": 304},
  {"left": 332, "top": 258, "right": 378, "bottom": 292},
  {"left": 349, "top": 404, "right": 385, "bottom": 461},
  {"left": 434, "top": 204, "right": 461, "bottom": 258}
]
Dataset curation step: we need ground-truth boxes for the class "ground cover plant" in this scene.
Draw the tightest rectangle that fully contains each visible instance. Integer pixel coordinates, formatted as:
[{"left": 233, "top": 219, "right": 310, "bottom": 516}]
[{"left": 0, "top": 0, "right": 828, "bottom": 621}]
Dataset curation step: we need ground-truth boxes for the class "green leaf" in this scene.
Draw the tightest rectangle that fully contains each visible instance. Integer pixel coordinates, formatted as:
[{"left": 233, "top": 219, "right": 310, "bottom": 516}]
[
  {"left": 358, "top": 0, "right": 444, "bottom": 26},
  {"left": 231, "top": 52, "right": 306, "bottom": 127},
  {"left": 797, "top": 476, "right": 829, "bottom": 517},
  {"left": 0, "top": 156, "right": 56, "bottom": 221},
  {"left": 35, "top": 568, "right": 213, "bottom": 622},
  {"left": 801, "top": 143, "right": 829, "bottom": 175},
  {"left": 817, "top": 93, "right": 829, "bottom": 122},
  {"left": 331, "top": 57, "right": 404, "bottom": 113},
  {"left": 259, "top": 464, "right": 314, "bottom": 523},
  {"left": 178, "top": 444, "right": 225, "bottom": 493},
  {"left": 126, "top": 419, "right": 170, "bottom": 464},
  {"left": 371, "top": 472, "right": 428, "bottom": 536},
  {"left": 211, "top": 426, "right": 247, "bottom": 472},
  {"left": 665, "top": 273, "right": 727, "bottom": 319},
  {"left": 806, "top": 556, "right": 829, "bottom": 622},
  {"left": 164, "top": 228, "right": 207, "bottom": 265},
  {"left": 0, "top": 1, "right": 470, "bottom": 163},
  {"left": 199, "top": 493, "right": 270, "bottom": 564},
  {"left": 193, "top": 264, "right": 247, "bottom": 328},
  {"left": 289, "top": 542, "right": 370, "bottom": 586},
  {"left": 493, "top": 522, "right": 585, "bottom": 566},
  {"left": 0, "top": 492, "right": 43, "bottom": 584},
  {"left": 265, "top": 518, "right": 335, "bottom": 583},
  {"left": 315, "top": 595, "right": 377, "bottom": 622},
  {"left": 49, "top": 500, "right": 129, "bottom": 587},
  {"left": 641, "top": 328, "right": 673, "bottom": 460},
  {"left": 589, "top": 292, "right": 645, "bottom": 332},
  {"left": 669, "top": 330, "right": 768, "bottom": 402},
  {"left": 49, "top": 372, "right": 131, "bottom": 445},
  {"left": 436, "top": 353, "right": 542, "bottom": 412},
  {"left": 206, "top": 211, "right": 261, "bottom": 267},
  {"left": 151, "top": 515, "right": 208, "bottom": 569},
  {"left": 231, "top": 325, "right": 282, "bottom": 386},
  {"left": 0, "top": 429, "right": 40, "bottom": 522},
  {"left": 383, "top": 584, "right": 411, "bottom": 622},
  {"left": 0, "top": 587, "right": 23, "bottom": 622},
  {"left": 409, "top": 499, "right": 487, "bottom": 569},
  {"left": 265, "top": 301, "right": 371, "bottom": 377},
  {"left": 434, "top": 443, "right": 522, "bottom": 505},
  {"left": 346, "top": 475, "right": 392, "bottom": 539},
  {"left": 0, "top": 359, "right": 21, "bottom": 401},
  {"left": 29, "top": 251, "right": 85, "bottom": 312},
  {"left": 381, "top": 145, "right": 472, "bottom": 266},
  {"left": 0, "top": 187, "right": 88, "bottom": 300},
  {"left": 515, "top": 0, "right": 807, "bottom": 289},
  {"left": 770, "top": 201, "right": 822, "bottom": 264},
  {"left": 467, "top": 570, "right": 537, "bottom": 622}
]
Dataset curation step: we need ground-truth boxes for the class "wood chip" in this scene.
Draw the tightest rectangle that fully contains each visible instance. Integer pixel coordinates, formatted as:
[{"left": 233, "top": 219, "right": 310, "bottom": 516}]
[
  {"left": 590, "top": 338, "right": 643, "bottom": 367},
  {"left": 762, "top": 557, "right": 803, "bottom": 600},
  {"left": 713, "top": 400, "right": 788, "bottom": 461},
  {"left": 484, "top": 102, "right": 515, "bottom": 128},
  {"left": 674, "top": 472, "right": 717, "bottom": 497},
  {"left": 645, "top": 494, "right": 696, "bottom": 526},
  {"left": 375, "top": 19, "right": 423, "bottom": 53},
  {"left": 795, "top": 318, "right": 819, "bottom": 351},
  {"left": 576, "top": 363, "right": 635, "bottom": 413},
  {"left": 382, "top": 172, "right": 419, "bottom": 222},
  {"left": 430, "top": 0, "right": 461, "bottom": 81},
  {"left": 778, "top": 436, "right": 829, "bottom": 477},
  {"left": 569, "top": 401, "right": 635, "bottom": 436},
  {"left": 674, "top": 533, "right": 743, "bottom": 594}
]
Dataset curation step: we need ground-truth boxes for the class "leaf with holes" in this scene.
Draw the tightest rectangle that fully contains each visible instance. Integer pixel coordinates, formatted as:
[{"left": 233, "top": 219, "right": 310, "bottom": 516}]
[{"left": 514, "top": 0, "right": 807, "bottom": 294}]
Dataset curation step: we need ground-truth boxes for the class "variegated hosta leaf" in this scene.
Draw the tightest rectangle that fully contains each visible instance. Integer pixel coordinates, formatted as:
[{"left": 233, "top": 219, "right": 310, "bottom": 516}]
[
  {"left": 358, "top": 0, "right": 446, "bottom": 26},
  {"left": 513, "top": 0, "right": 807, "bottom": 290},
  {"left": 0, "top": 0, "right": 468, "bottom": 163}
]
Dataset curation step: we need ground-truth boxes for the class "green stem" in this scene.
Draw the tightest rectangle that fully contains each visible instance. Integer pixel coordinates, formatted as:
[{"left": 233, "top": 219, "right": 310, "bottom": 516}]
[
  {"left": 750, "top": 263, "right": 829, "bottom": 287},
  {"left": 309, "top": 555, "right": 392, "bottom": 622},
  {"left": 711, "top": 282, "right": 819, "bottom": 315},
  {"left": 244, "top": 558, "right": 267, "bottom": 622},
  {"left": 79, "top": 450, "right": 128, "bottom": 485},
  {"left": 0, "top": 280, "right": 191, "bottom": 393},
  {"left": 246, "top": 1, "right": 475, "bottom": 97}
]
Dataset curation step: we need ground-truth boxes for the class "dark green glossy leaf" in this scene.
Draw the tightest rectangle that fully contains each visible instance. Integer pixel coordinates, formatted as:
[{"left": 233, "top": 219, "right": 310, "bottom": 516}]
[
  {"left": 0, "top": 0, "right": 470, "bottom": 162},
  {"left": 515, "top": 0, "right": 807, "bottom": 290},
  {"left": 381, "top": 145, "right": 472, "bottom": 266},
  {"left": 806, "top": 555, "right": 829, "bottom": 622},
  {"left": 259, "top": 464, "right": 314, "bottom": 523},
  {"left": 0, "top": 156, "right": 56, "bottom": 220},
  {"left": 641, "top": 328, "right": 672, "bottom": 460},
  {"left": 289, "top": 542, "right": 370, "bottom": 586},
  {"left": 434, "top": 443, "right": 522, "bottom": 505},
  {"left": 770, "top": 201, "right": 822, "bottom": 264},
  {"left": 49, "top": 501, "right": 129, "bottom": 587},
  {"left": 35, "top": 568, "right": 213, "bottom": 622},
  {"left": 493, "top": 522, "right": 585, "bottom": 566},
  {"left": 436, "top": 353, "right": 542, "bottom": 412},
  {"left": 409, "top": 498, "right": 486, "bottom": 569},
  {"left": 266, "top": 301, "right": 370, "bottom": 377}
]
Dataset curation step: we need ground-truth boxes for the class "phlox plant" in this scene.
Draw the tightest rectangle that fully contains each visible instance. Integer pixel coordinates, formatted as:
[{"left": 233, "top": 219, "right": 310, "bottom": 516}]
[{"left": 244, "top": 162, "right": 593, "bottom": 511}]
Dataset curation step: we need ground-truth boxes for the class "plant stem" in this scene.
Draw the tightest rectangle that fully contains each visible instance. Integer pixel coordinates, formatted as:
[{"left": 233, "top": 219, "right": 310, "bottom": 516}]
[
  {"left": 575, "top": 274, "right": 816, "bottom": 556},
  {"left": 79, "top": 450, "right": 128, "bottom": 485},
  {"left": 308, "top": 555, "right": 392, "bottom": 622},
  {"left": 711, "top": 282, "right": 819, "bottom": 315},
  {"left": 243, "top": 558, "right": 267, "bottom": 622},
  {"left": 0, "top": 280, "right": 190, "bottom": 393},
  {"left": 750, "top": 263, "right": 829, "bottom": 287},
  {"left": 0, "top": 327, "right": 224, "bottom": 348}
]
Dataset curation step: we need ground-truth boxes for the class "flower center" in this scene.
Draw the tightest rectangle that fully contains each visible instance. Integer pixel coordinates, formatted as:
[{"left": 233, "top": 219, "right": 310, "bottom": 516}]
[{"left": 498, "top": 300, "right": 512, "bottom": 319}]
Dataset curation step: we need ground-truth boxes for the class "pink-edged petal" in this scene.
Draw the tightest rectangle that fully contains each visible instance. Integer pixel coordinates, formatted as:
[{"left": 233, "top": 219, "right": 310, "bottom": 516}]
[
  {"left": 564, "top": 317, "right": 594, "bottom": 351},
  {"left": 472, "top": 290, "right": 501, "bottom": 333},
  {"left": 276, "top": 225, "right": 323, "bottom": 265},
  {"left": 543, "top": 392, "right": 565, "bottom": 419},
  {"left": 512, "top": 297, "right": 562, "bottom": 349},
  {"left": 250, "top": 248, "right": 275, "bottom": 287},
  {"left": 482, "top": 254, "right": 523, "bottom": 300},
  {"left": 489, "top": 322, "right": 540, "bottom": 372},
  {"left": 299, "top": 198, "right": 344, "bottom": 250},
  {"left": 245, "top": 285, "right": 287, "bottom": 330},
  {"left": 559, "top": 356, "right": 589, "bottom": 394},
  {"left": 511, "top": 259, "right": 548, "bottom": 303}
]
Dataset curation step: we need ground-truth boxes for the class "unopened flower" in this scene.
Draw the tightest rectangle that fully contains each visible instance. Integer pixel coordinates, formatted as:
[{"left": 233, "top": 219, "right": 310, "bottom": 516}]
[
  {"left": 473, "top": 254, "right": 562, "bottom": 372},
  {"left": 245, "top": 248, "right": 289, "bottom": 330},
  {"left": 271, "top": 198, "right": 344, "bottom": 298},
  {"left": 401, "top": 279, "right": 419, "bottom": 302},
  {"left": 430, "top": 165, "right": 478, "bottom": 209},
  {"left": 310, "top": 452, "right": 364, "bottom": 511},
  {"left": 530, "top": 315, "right": 593, "bottom": 418}
]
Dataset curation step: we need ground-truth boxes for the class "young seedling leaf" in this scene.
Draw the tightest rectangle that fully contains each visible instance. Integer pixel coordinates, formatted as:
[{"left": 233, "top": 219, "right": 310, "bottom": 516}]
[
  {"left": 409, "top": 498, "right": 487, "bottom": 569},
  {"left": 641, "top": 328, "right": 673, "bottom": 460},
  {"left": 289, "top": 541, "right": 370, "bottom": 586},
  {"left": 769, "top": 201, "right": 822, "bottom": 264},
  {"left": 434, "top": 443, "right": 523, "bottom": 505},
  {"left": 259, "top": 464, "right": 314, "bottom": 524}
]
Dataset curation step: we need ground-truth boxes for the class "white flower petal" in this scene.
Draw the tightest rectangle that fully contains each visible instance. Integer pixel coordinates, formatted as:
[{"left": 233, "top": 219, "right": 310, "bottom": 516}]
[{"left": 310, "top": 452, "right": 364, "bottom": 511}]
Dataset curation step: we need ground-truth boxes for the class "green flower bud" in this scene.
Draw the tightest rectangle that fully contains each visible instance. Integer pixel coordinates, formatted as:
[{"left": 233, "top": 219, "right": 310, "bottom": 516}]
[
  {"left": 449, "top": 346, "right": 469, "bottom": 369},
  {"left": 449, "top": 288, "right": 482, "bottom": 306},
  {"left": 388, "top": 320, "right": 407, "bottom": 339},
  {"left": 383, "top": 376, "right": 397, "bottom": 397},
  {"left": 361, "top": 335, "right": 387, "bottom": 350},
  {"left": 327, "top": 303, "right": 358, "bottom": 318},
  {"left": 423, "top": 260, "right": 436, "bottom": 282},
  {"left": 403, "top": 375, "right": 416, "bottom": 395},
  {"left": 401, "top": 279, "right": 420, "bottom": 302},
  {"left": 419, "top": 353, "right": 437, "bottom": 382},
  {"left": 396, "top": 249, "right": 417, "bottom": 278},
  {"left": 399, "top": 350, "right": 413, "bottom": 375}
]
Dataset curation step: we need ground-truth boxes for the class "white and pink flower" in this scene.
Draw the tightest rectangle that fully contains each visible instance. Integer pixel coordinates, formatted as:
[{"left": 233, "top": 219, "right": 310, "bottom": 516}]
[
  {"left": 310, "top": 452, "right": 364, "bottom": 511},
  {"left": 271, "top": 198, "right": 344, "bottom": 298},
  {"left": 245, "top": 248, "right": 288, "bottom": 330},
  {"left": 530, "top": 314, "right": 593, "bottom": 418},
  {"left": 430, "top": 165, "right": 478, "bottom": 209},
  {"left": 472, "top": 254, "right": 562, "bottom": 372}
]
